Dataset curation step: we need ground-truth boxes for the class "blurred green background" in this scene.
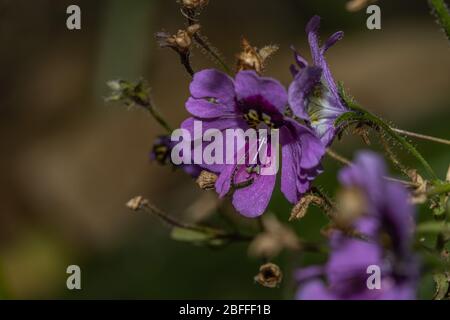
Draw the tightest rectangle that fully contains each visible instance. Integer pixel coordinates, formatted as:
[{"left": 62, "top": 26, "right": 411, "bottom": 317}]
[{"left": 0, "top": 0, "right": 449, "bottom": 299}]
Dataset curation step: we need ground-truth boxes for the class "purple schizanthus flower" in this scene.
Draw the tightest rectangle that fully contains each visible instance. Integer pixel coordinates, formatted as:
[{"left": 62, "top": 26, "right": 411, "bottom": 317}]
[
  {"left": 151, "top": 135, "right": 202, "bottom": 177},
  {"left": 288, "top": 16, "right": 348, "bottom": 147},
  {"left": 295, "top": 151, "right": 419, "bottom": 300},
  {"left": 181, "top": 69, "right": 325, "bottom": 218}
]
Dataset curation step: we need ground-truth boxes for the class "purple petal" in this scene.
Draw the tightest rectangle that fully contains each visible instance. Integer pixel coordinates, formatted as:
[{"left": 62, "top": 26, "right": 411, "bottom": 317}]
[
  {"left": 295, "top": 266, "right": 324, "bottom": 282},
  {"left": 322, "top": 31, "right": 344, "bottom": 54},
  {"left": 326, "top": 236, "right": 383, "bottom": 295},
  {"left": 190, "top": 69, "right": 235, "bottom": 106},
  {"left": 306, "top": 15, "right": 322, "bottom": 66},
  {"left": 232, "top": 171, "right": 276, "bottom": 218},
  {"left": 305, "top": 16, "right": 341, "bottom": 104},
  {"left": 215, "top": 165, "right": 236, "bottom": 197},
  {"left": 186, "top": 97, "right": 232, "bottom": 119},
  {"left": 234, "top": 70, "right": 288, "bottom": 112},
  {"left": 181, "top": 117, "right": 246, "bottom": 136},
  {"left": 288, "top": 66, "right": 322, "bottom": 120},
  {"left": 290, "top": 120, "right": 325, "bottom": 169},
  {"left": 296, "top": 280, "right": 336, "bottom": 300},
  {"left": 290, "top": 45, "right": 309, "bottom": 70}
]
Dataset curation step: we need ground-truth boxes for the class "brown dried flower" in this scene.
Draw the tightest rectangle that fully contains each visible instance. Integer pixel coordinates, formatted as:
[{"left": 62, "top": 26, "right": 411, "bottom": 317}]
[
  {"left": 254, "top": 263, "right": 283, "bottom": 288},
  {"left": 156, "top": 24, "right": 201, "bottom": 53},
  {"left": 289, "top": 194, "right": 325, "bottom": 221},
  {"left": 180, "top": 0, "right": 209, "bottom": 10},
  {"left": 196, "top": 170, "right": 218, "bottom": 191},
  {"left": 236, "top": 38, "right": 278, "bottom": 74},
  {"left": 346, "top": 0, "right": 378, "bottom": 12},
  {"left": 126, "top": 196, "right": 148, "bottom": 211}
]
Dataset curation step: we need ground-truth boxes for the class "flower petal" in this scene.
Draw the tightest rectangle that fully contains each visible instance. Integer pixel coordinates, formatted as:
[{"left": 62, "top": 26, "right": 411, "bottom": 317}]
[
  {"left": 306, "top": 15, "right": 342, "bottom": 103},
  {"left": 232, "top": 171, "right": 276, "bottom": 218},
  {"left": 288, "top": 66, "right": 322, "bottom": 120},
  {"left": 322, "top": 31, "right": 344, "bottom": 54},
  {"left": 186, "top": 97, "right": 232, "bottom": 119},
  {"left": 296, "top": 280, "right": 336, "bottom": 300},
  {"left": 235, "top": 70, "right": 288, "bottom": 112},
  {"left": 280, "top": 126, "right": 302, "bottom": 204},
  {"left": 190, "top": 69, "right": 235, "bottom": 106}
]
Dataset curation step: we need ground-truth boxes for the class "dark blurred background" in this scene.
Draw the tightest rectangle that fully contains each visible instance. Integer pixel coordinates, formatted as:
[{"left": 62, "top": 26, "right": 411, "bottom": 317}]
[{"left": 0, "top": 0, "right": 449, "bottom": 299}]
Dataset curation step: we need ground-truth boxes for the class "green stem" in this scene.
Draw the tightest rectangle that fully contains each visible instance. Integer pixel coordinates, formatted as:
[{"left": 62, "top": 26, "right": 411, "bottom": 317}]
[
  {"left": 428, "top": 183, "right": 450, "bottom": 196},
  {"left": 428, "top": 0, "right": 450, "bottom": 40},
  {"left": 147, "top": 107, "right": 173, "bottom": 134},
  {"left": 336, "top": 100, "right": 438, "bottom": 181},
  {"left": 364, "top": 111, "right": 438, "bottom": 180}
]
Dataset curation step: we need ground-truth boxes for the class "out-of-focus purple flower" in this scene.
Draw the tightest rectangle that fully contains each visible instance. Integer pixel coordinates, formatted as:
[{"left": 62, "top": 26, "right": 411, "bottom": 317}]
[
  {"left": 151, "top": 135, "right": 202, "bottom": 178},
  {"left": 296, "top": 151, "right": 419, "bottom": 300},
  {"left": 288, "top": 16, "right": 348, "bottom": 147},
  {"left": 181, "top": 69, "right": 325, "bottom": 218}
]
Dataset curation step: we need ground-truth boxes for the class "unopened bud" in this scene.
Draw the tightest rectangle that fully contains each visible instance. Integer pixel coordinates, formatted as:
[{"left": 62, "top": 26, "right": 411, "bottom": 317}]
[
  {"left": 254, "top": 263, "right": 283, "bottom": 288},
  {"left": 196, "top": 171, "right": 218, "bottom": 190}
]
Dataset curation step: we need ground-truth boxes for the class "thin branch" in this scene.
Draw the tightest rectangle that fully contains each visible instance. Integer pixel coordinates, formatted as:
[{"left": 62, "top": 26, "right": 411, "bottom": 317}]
[
  {"left": 326, "top": 149, "right": 352, "bottom": 166},
  {"left": 392, "top": 128, "right": 450, "bottom": 146},
  {"left": 326, "top": 148, "right": 419, "bottom": 188}
]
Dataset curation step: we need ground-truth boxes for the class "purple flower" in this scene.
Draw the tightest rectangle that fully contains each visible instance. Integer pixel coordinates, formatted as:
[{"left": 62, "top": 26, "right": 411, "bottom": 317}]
[
  {"left": 296, "top": 151, "right": 419, "bottom": 300},
  {"left": 151, "top": 135, "right": 202, "bottom": 177},
  {"left": 181, "top": 69, "right": 325, "bottom": 218},
  {"left": 288, "top": 16, "right": 348, "bottom": 146}
]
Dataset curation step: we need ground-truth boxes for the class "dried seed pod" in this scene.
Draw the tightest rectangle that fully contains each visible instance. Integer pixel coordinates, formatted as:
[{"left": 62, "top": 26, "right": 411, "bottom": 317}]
[
  {"left": 126, "top": 196, "right": 148, "bottom": 211},
  {"left": 236, "top": 38, "right": 278, "bottom": 74},
  {"left": 254, "top": 263, "right": 283, "bottom": 288},
  {"left": 180, "top": 0, "right": 209, "bottom": 10},
  {"left": 196, "top": 171, "right": 218, "bottom": 190},
  {"left": 156, "top": 24, "right": 201, "bottom": 53}
]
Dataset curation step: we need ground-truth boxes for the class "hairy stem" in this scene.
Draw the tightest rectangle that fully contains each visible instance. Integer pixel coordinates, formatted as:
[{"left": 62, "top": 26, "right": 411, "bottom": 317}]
[{"left": 428, "top": 0, "right": 450, "bottom": 40}]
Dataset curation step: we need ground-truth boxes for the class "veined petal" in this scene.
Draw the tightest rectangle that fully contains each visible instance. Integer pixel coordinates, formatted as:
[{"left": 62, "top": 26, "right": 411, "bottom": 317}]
[
  {"left": 190, "top": 69, "right": 235, "bottom": 106},
  {"left": 232, "top": 168, "right": 276, "bottom": 218},
  {"left": 186, "top": 97, "right": 232, "bottom": 119}
]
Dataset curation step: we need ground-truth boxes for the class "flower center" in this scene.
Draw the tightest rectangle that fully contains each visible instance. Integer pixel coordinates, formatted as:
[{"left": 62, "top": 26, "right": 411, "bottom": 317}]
[
  {"left": 243, "top": 108, "right": 276, "bottom": 129},
  {"left": 239, "top": 95, "right": 284, "bottom": 129}
]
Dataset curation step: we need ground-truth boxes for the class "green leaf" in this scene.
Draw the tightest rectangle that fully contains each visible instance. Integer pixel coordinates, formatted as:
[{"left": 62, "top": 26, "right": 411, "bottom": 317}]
[
  {"left": 170, "top": 227, "right": 228, "bottom": 247},
  {"left": 171, "top": 227, "right": 212, "bottom": 242}
]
